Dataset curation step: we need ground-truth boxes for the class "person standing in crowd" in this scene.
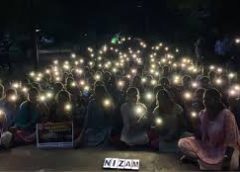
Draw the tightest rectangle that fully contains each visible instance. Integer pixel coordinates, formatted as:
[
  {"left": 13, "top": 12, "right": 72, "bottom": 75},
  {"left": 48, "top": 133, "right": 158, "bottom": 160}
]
[{"left": 178, "top": 89, "right": 240, "bottom": 170}]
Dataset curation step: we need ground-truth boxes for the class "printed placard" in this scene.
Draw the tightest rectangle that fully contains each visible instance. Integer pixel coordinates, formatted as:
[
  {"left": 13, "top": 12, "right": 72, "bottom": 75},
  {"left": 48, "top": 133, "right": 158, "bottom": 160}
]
[
  {"left": 36, "top": 122, "right": 74, "bottom": 148},
  {"left": 103, "top": 158, "right": 140, "bottom": 170}
]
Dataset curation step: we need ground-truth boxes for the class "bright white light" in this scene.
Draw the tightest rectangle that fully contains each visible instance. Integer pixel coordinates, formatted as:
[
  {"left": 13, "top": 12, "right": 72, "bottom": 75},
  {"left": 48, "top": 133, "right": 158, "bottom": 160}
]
[
  {"left": 64, "top": 103, "right": 72, "bottom": 111},
  {"left": 155, "top": 118, "right": 163, "bottom": 125},
  {"left": 103, "top": 98, "right": 111, "bottom": 108},
  {"left": 215, "top": 78, "right": 223, "bottom": 85},
  {"left": 191, "top": 111, "right": 197, "bottom": 118},
  {"left": 235, "top": 38, "right": 240, "bottom": 44},
  {"left": 71, "top": 53, "right": 76, "bottom": 58},
  {"left": 145, "top": 92, "right": 153, "bottom": 101},
  {"left": 228, "top": 73, "right": 235, "bottom": 79},
  {"left": 183, "top": 92, "right": 192, "bottom": 100},
  {"left": 192, "top": 82, "right": 198, "bottom": 88}
]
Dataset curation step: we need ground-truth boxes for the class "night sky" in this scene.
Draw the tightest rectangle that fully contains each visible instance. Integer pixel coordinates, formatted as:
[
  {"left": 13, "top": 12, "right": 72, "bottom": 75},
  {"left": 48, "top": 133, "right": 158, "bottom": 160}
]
[{"left": 0, "top": 0, "right": 240, "bottom": 44}]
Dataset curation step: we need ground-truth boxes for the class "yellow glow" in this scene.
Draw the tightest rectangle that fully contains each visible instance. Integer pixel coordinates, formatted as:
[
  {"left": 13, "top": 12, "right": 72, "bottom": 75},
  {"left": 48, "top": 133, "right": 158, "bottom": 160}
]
[
  {"left": 46, "top": 92, "right": 53, "bottom": 99},
  {"left": 141, "top": 77, "right": 147, "bottom": 83},
  {"left": 64, "top": 103, "right": 72, "bottom": 111},
  {"left": 151, "top": 79, "right": 157, "bottom": 86},
  {"left": 94, "top": 74, "right": 101, "bottom": 81},
  {"left": 191, "top": 82, "right": 198, "bottom": 88},
  {"left": 22, "top": 87, "right": 28, "bottom": 93},
  {"left": 155, "top": 117, "right": 163, "bottom": 125},
  {"left": 145, "top": 92, "right": 154, "bottom": 101},
  {"left": 183, "top": 91, "right": 192, "bottom": 100},
  {"left": 103, "top": 98, "right": 111, "bottom": 108},
  {"left": 215, "top": 78, "right": 223, "bottom": 85},
  {"left": 191, "top": 111, "right": 197, "bottom": 118},
  {"left": 12, "top": 83, "right": 20, "bottom": 89},
  {"left": 228, "top": 73, "right": 235, "bottom": 79},
  {"left": 71, "top": 82, "right": 77, "bottom": 87},
  {"left": 39, "top": 95, "right": 46, "bottom": 102},
  {"left": 29, "top": 71, "right": 35, "bottom": 77}
]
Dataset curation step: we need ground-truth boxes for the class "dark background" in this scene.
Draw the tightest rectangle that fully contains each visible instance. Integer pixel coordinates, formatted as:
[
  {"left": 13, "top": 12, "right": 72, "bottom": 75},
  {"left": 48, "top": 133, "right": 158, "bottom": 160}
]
[{"left": 0, "top": 0, "right": 239, "bottom": 49}]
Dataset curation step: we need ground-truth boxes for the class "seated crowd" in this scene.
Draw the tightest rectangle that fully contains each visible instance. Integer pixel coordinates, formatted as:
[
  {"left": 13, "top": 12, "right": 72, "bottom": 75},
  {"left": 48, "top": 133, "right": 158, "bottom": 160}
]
[{"left": 0, "top": 39, "right": 240, "bottom": 170}]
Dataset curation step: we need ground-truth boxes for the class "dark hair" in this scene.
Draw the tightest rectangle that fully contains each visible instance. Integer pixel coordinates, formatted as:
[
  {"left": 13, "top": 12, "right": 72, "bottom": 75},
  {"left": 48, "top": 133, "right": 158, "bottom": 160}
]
[
  {"left": 157, "top": 89, "right": 175, "bottom": 112},
  {"left": 56, "top": 90, "right": 71, "bottom": 103},
  {"left": 126, "top": 87, "right": 139, "bottom": 97},
  {"left": 204, "top": 88, "right": 225, "bottom": 119},
  {"left": 5, "top": 88, "right": 16, "bottom": 96},
  {"left": 157, "top": 89, "right": 173, "bottom": 104},
  {"left": 205, "top": 88, "right": 221, "bottom": 102}
]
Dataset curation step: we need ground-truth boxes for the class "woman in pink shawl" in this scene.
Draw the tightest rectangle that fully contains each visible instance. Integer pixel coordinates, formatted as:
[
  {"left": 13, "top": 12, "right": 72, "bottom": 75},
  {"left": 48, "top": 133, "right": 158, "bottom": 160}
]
[{"left": 178, "top": 89, "right": 240, "bottom": 170}]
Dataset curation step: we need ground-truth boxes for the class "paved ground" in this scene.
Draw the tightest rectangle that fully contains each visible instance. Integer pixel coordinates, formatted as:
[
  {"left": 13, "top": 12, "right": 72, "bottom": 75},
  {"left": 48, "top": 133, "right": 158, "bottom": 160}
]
[{"left": 0, "top": 145, "right": 198, "bottom": 171}]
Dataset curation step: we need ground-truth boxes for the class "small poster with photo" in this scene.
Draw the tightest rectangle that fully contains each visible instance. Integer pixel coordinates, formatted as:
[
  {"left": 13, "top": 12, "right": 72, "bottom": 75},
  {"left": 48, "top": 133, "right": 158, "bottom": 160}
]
[{"left": 36, "top": 122, "right": 74, "bottom": 148}]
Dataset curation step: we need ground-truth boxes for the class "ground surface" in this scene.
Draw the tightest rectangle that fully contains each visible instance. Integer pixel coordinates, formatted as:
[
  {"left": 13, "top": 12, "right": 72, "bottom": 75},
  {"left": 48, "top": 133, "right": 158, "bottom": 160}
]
[{"left": 0, "top": 145, "right": 198, "bottom": 171}]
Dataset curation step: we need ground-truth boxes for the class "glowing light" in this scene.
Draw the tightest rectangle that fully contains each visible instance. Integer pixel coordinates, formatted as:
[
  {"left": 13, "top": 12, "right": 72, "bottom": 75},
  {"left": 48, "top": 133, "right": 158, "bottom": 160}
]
[
  {"left": 64, "top": 103, "right": 72, "bottom": 112},
  {"left": 8, "top": 94, "right": 17, "bottom": 102},
  {"left": 151, "top": 79, "right": 157, "bottom": 86},
  {"left": 215, "top": 78, "right": 223, "bottom": 85},
  {"left": 234, "top": 85, "right": 240, "bottom": 91},
  {"left": 12, "top": 82, "right": 20, "bottom": 89},
  {"left": 183, "top": 91, "right": 192, "bottom": 100},
  {"left": 46, "top": 92, "right": 53, "bottom": 99},
  {"left": 29, "top": 71, "right": 35, "bottom": 77},
  {"left": 235, "top": 38, "right": 240, "bottom": 44},
  {"left": 117, "top": 80, "right": 124, "bottom": 87},
  {"left": 22, "top": 87, "right": 28, "bottom": 93},
  {"left": 94, "top": 74, "right": 101, "bottom": 81},
  {"left": 191, "top": 111, "right": 197, "bottom": 118},
  {"left": 84, "top": 85, "right": 90, "bottom": 91},
  {"left": 228, "top": 73, "right": 235, "bottom": 79},
  {"left": 135, "top": 106, "right": 144, "bottom": 115},
  {"left": 191, "top": 82, "right": 199, "bottom": 88},
  {"left": 45, "top": 69, "right": 50, "bottom": 74},
  {"left": 217, "top": 68, "right": 223, "bottom": 73},
  {"left": 155, "top": 117, "right": 163, "bottom": 125},
  {"left": 79, "top": 59, "right": 84, "bottom": 64},
  {"left": 71, "top": 82, "right": 77, "bottom": 87},
  {"left": 103, "top": 98, "right": 111, "bottom": 108},
  {"left": 53, "top": 60, "right": 58, "bottom": 65},
  {"left": 79, "top": 80, "right": 85, "bottom": 86},
  {"left": 141, "top": 77, "right": 147, "bottom": 83},
  {"left": 0, "top": 109, "right": 4, "bottom": 115},
  {"left": 39, "top": 95, "right": 46, "bottom": 102},
  {"left": 209, "top": 65, "right": 215, "bottom": 70},
  {"left": 145, "top": 92, "right": 154, "bottom": 101},
  {"left": 71, "top": 53, "right": 76, "bottom": 58},
  {"left": 131, "top": 69, "right": 137, "bottom": 74},
  {"left": 229, "top": 89, "right": 237, "bottom": 96}
]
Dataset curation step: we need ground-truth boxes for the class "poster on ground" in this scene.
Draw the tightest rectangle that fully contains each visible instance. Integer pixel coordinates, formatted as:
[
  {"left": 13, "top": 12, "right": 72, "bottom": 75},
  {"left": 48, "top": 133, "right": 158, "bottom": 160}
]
[{"left": 36, "top": 122, "right": 74, "bottom": 148}]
